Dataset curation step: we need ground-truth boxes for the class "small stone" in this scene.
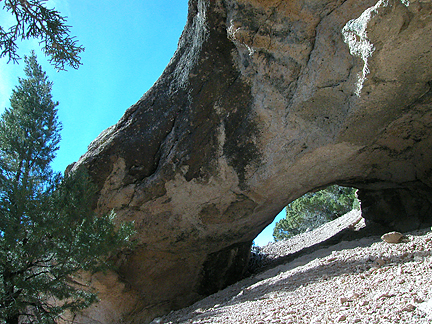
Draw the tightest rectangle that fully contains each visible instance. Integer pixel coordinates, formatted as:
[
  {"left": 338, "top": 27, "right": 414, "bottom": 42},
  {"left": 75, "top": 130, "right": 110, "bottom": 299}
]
[
  {"left": 338, "top": 314, "right": 347, "bottom": 322},
  {"left": 350, "top": 292, "right": 360, "bottom": 300},
  {"left": 374, "top": 292, "right": 395, "bottom": 300},
  {"left": 376, "top": 258, "right": 386, "bottom": 267},
  {"left": 414, "top": 296, "right": 425, "bottom": 303},
  {"left": 340, "top": 297, "right": 349, "bottom": 304},
  {"left": 414, "top": 255, "right": 423, "bottom": 262},
  {"left": 402, "top": 304, "right": 416, "bottom": 312},
  {"left": 381, "top": 231, "right": 404, "bottom": 243},
  {"left": 360, "top": 300, "right": 369, "bottom": 306}
]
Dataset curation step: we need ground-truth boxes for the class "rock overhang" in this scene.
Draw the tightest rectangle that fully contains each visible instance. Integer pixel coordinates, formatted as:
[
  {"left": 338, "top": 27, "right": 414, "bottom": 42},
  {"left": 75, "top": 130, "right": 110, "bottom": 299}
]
[{"left": 71, "top": 0, "right": 432, "bottom": 322}]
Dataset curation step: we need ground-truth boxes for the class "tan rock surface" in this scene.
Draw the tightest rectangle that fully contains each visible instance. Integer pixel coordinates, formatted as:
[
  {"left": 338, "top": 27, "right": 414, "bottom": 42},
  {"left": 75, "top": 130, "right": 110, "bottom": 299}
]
[
  {"left": 381, "top": 231, "right": 404, "bottom": 243},
  {"left": 71, "top": 0, "right": 432, "bottom": 321}
]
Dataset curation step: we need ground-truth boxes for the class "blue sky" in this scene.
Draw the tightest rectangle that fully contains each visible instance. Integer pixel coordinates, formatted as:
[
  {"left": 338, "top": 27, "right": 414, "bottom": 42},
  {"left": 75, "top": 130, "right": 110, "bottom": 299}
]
[
  {"left": 254, "top": 208, "right": 285, "bottom": 246},
  {"left": 1, "top": 0, "right": 189, "bottom": 172},
  {"left": 0, "top": 0, "right": 283, "bottom": 246}
]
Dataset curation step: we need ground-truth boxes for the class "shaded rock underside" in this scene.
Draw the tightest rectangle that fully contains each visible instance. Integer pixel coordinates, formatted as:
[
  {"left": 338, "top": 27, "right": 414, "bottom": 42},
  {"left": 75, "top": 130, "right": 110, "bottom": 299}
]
[{"left": 71, "top": 0, "right": 432, "bottom": 322}]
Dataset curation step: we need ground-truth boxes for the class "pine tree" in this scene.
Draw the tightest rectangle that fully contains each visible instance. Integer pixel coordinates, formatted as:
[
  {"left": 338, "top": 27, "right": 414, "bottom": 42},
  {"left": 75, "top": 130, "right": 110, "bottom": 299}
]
[
  {"left": 1, "top": 0, "right": 84, "bottom": 70},
  {"left": 0, "top": 52, "right": 133, "bottom": 324},
  {"left": 273, "top": 185, "right": 358, "bottom": 241}
]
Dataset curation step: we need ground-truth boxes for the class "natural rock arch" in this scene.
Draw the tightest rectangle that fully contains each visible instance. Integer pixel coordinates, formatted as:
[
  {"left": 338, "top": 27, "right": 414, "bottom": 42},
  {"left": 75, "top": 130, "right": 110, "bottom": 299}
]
[{"left": 72, "top": 0, "right": 432, "bottom": 322}]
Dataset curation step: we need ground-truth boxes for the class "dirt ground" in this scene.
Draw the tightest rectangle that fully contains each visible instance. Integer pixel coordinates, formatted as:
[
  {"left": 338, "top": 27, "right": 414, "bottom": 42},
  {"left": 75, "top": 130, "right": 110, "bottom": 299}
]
[{"left": 152, "top": 210, "right": 432, "bottom": 323}]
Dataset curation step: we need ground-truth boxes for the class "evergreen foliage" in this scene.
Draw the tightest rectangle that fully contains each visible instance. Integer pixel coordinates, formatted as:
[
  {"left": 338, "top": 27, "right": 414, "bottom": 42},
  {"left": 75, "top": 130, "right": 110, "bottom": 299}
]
[
  {"left": 0, "top": 0, "right": 84, "bottom": 70},
  {"left": 273, "top": 185, "right": 358, "bottom": 241},
  {"left": 0, "top": 52, "right": 133, "bottom": 324}
]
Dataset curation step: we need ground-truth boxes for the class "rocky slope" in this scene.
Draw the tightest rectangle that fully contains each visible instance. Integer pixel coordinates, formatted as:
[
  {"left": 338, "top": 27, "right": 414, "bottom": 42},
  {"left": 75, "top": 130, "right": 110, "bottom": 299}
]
[{"left": 153, "top": 220, "right": 432, "bottom": 323}]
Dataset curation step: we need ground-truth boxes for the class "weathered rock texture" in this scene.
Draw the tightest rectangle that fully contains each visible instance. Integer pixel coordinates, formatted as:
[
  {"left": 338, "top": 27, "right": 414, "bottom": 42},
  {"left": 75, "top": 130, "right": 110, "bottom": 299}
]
[{"left": 72, "top": 0, "right": 432, "bottom": 322}]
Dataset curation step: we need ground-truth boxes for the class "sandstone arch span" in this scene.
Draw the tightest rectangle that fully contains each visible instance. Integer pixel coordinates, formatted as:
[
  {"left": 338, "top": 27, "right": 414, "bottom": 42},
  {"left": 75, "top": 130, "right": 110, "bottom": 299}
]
[{"left": 72, "top": 0, "right": 432, "bottom": 322}]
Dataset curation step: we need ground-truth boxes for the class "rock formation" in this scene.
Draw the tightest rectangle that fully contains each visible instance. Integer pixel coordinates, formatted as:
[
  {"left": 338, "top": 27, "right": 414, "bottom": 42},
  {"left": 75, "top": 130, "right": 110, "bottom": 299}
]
[{"left": 72, "top": 0, "right": 432, "bottom": 322}]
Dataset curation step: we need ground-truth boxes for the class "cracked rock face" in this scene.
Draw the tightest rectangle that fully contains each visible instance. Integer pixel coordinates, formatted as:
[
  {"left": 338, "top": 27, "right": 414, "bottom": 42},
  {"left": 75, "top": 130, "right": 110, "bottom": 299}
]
[{"left": 72, "top": 0, "right": 432, "bottom": 322}]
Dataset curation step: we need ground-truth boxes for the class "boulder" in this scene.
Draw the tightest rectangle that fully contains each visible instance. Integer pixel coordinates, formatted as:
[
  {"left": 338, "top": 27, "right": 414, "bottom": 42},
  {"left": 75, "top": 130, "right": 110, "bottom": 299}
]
[
  {"left": 381, "top": 231, "right": 404, "bottom": 244},
  {"left": 72, "top": 0, "right": 432, "bottom": 322}
]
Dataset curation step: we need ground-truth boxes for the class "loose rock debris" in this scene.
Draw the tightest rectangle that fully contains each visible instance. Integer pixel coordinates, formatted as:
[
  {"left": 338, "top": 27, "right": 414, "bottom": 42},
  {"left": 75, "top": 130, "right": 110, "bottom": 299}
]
[{"left": 154, "top": 227, "right": 432, "bottom": 323}]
